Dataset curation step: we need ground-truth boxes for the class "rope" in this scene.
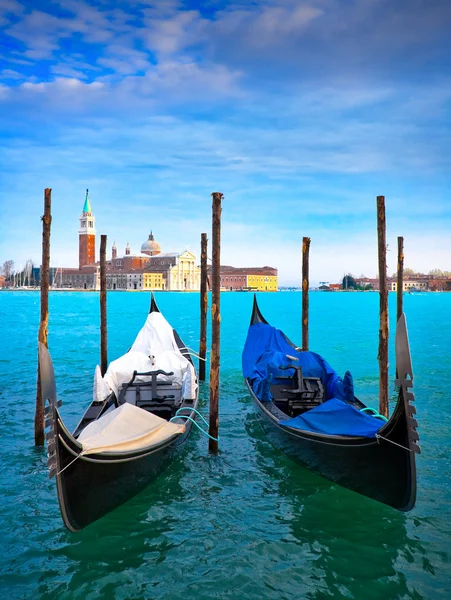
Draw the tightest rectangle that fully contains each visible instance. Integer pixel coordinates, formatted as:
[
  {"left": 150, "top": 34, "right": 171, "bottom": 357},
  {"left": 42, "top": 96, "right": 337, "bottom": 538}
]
[
  {"left": 169, "top": 413, "right": 219, "bottom": 441},
  {"left": 178, "top": 347, "right": 208, "bottom": 361},
  {"left": 55, "top": 450, "right": 87, "bottom": 476},
  {"left": 376, "top": 434, "right": 412, "bottom": 452},
  {"left": 175, "top": 407, "right": 210, "bottom": 428},
  {"left": 360, "top": 407, "right": 388, "bottom": 422}
]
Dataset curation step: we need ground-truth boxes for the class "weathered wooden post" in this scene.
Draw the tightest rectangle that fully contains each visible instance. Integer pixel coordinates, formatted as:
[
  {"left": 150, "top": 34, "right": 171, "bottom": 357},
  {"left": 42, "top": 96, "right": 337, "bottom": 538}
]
[
  {"left": 199, "top": 233, "right": 208, "bottom": 381},
  {"left": 377, "top": 196, "right": 389, "bottom": 418},
  {"left": 100, "top": 235, "right": 108, "bottom": 376},
  {"left": 209, "top": 192, "right": 223, "bottom": 452},
  {"left": 35, "top": 188, "right": 52, "bottom": 446},
  {"left": 397, "top": 236, "right": 404, "bottom": 322},
  {"left": 302, "top": 237, "right": 311, "bottom": 350}
]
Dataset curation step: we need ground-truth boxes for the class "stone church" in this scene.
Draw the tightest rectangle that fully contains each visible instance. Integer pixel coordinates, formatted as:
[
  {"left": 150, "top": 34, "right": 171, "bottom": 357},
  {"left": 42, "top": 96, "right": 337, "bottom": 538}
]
[{"left": 61, "top": 191, "right": 201, "bottom": 291}]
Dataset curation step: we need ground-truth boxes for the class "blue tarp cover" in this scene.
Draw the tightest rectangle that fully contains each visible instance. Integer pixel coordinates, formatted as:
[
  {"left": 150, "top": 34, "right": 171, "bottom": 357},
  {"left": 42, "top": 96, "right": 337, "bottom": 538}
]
[
  {"left": 242, "top": 321, "right": 382, "bottom": 438},
  {"left": 242, "top": 322, "right": 354, "bottom": 402},
  {"left": 279, "top": 398, "right": 383, "bottom": 438}
]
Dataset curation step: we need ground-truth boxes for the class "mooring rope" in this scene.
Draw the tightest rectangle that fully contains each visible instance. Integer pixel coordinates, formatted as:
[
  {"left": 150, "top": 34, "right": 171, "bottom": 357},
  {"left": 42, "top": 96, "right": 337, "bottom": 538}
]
[
  {"left": 55, "top": 450, "right": 87, "bottom": 477},
  {"left": 375, "top": 434, "right": 412, "bottom": 452},
  {"left": 170, "top": 407, "right": 219, "bottom": 441},
  {"left": 175, "top": 407, "right": 209, "bottom": 428},
  {"left": 178, "top": 346, "right": 207, "bottom": 361},
  {"left": 359, "top": 407, "right": 389, "bottom": 422}
]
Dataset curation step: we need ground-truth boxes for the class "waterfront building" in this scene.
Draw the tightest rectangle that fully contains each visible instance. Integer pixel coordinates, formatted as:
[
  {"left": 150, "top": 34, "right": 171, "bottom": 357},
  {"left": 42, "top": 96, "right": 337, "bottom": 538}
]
[
  {"left": 217, "top": 266, "right": 278, "bottom": 291},
  {"left": 354, "top": 277, "right": 381, "bottom": 290},
  {"left": 390, "top": 280, "right": 429, "bottom": 292},
  {"left": 61, "top": 266, "right": 100, "bottom": 290},
  {"left": 428, "top": 279, "right": 451, "bottom": 291},
  {"left": 144, "top": 272, "right": 164, "bottom": 290}
]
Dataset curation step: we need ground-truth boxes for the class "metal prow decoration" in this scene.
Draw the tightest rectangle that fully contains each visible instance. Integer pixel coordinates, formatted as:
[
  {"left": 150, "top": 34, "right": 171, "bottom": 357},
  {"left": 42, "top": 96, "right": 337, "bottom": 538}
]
[
  {"left": 395, "top": 314, "right": 420, "bottom": 455},
  {"left": 38, "top": 342, "right": 61, "bottom": 479}
]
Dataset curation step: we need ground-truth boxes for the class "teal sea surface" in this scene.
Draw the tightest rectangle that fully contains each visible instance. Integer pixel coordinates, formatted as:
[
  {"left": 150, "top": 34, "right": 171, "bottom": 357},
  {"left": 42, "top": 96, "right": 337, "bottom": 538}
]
[{"left": 0, "top": 291, "right": 450, "bottom": 599}]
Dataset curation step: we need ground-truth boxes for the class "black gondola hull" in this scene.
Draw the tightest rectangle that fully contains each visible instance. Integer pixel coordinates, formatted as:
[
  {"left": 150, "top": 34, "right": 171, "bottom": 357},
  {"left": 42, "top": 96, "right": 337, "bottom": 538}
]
[
  {"left": 247, "top": 382, "right": 416, "bottom": 511},
  {"left": 53, "top": 407, "right": 193, "bottom": 532}
]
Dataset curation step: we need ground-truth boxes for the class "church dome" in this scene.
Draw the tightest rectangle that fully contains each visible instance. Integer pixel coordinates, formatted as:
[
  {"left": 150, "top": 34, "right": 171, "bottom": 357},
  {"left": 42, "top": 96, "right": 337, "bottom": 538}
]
[{"left": 141, "top": 231, "right": 161, "bottom": 256}]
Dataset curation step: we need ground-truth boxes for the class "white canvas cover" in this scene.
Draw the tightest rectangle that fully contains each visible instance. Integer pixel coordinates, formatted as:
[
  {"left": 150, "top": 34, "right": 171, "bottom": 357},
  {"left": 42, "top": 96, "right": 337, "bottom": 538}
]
[
  {"left": 77, "top": 403, "right": 185, "bottom": 454},
  {"left": 103, "top": 351, "right": 154, "bottom": 398},
  {"left": 101, "top": 311, "right": 197, "bottom": 400},
  {"left": 93, "top": 365, "right": 111, "bottom": 402},
  {"left": 182, "top": 361, "right": 197, "bottom": 400},
  {"left": 131, "top": 312, "right": 180, "bottom": 357}
]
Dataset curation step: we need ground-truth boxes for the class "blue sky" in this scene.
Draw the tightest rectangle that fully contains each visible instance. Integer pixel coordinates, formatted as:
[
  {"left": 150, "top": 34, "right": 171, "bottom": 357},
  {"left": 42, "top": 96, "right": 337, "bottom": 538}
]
[{"left": 1, "top": 0, "right": 450, "bottom": 285}]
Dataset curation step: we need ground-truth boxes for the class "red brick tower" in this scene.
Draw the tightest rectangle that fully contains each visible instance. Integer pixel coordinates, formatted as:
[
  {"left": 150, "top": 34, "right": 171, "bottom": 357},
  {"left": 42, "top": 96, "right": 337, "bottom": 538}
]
[{"left": 79, "top": 189, "right": 96, "bottom": 268}]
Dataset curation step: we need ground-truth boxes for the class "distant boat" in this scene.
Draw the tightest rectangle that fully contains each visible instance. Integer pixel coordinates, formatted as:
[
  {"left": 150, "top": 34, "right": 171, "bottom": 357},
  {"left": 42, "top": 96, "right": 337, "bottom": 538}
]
[
  {"left": 242, "top": 296, "right": 419, "bottom": 511},
  {"left": 40, "top": 294, "right": 199, "bottom": 531}
]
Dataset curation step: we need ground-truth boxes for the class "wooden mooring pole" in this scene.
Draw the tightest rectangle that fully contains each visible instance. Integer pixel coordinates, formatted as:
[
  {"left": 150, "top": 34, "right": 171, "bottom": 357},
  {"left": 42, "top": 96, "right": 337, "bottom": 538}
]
[
  {"left": 302, "top": 237, "right": 311, "bottom": 351},
  {"left": 209, "top": 192, "right": 223, "bottom": 452},
  {"left": 377, "top": 196, "right": 389, "bottom": 418},
  {"left": 199, "top": 233, "right": 208, "bottom": 381},
  {"left": 397, "top": 236, "right": 404, "bottom": 322},
  {"left": 35, "top": 188, "right": 52, "bottom": 446},
  {"left": 100, "top": 235, "right": 108, "bottom": 376}
]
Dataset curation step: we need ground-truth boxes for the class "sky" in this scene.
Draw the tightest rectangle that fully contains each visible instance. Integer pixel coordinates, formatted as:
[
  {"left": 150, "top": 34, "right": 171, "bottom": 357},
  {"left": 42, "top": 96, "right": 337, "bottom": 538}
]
[{"left": 1, "top": 0, "right": 450, "bottom": 286}]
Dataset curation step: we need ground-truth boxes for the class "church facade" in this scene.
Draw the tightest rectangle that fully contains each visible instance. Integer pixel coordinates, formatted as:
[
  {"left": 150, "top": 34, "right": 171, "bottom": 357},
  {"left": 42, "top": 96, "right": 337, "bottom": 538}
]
[{"left": 106, "top": 249, "right": 201, "bottom": 291}]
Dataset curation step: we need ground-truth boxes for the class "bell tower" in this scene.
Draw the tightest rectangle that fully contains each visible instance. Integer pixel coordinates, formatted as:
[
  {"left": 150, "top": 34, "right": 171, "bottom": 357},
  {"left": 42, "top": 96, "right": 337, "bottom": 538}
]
[{"left": 79, "top": 189, "right": 96, "bottom": 268}]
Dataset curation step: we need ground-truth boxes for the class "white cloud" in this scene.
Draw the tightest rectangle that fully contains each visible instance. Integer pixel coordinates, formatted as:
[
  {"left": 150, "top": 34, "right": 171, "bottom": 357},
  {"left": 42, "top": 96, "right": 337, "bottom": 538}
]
[
  {"left": 141, "top": 9, "right": 204, "bottom": 55},
  {"left": 97, "top": 45, "right": 151, "bottom": 75},
  {"left": 1, "top": 57, "right": 243, "bottom": 112},
  {"left": 0, "top": 0, "right": 24, "bottom": 27},
  {"left": 0, "top": 69, "right": 24, "bottom": 80}
]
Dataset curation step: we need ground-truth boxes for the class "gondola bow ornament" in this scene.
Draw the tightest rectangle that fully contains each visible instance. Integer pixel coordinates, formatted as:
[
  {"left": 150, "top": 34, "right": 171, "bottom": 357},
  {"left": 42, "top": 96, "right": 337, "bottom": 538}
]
[{"left": 394, "top": 313, "right": 420, "bottom": 455}]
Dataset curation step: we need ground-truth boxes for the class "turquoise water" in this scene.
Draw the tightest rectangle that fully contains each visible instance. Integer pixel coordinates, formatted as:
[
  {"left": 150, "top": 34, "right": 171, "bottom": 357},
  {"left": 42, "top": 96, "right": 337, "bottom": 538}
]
[{"left": 0, "top": 291, "right": 450, "bottom": 599}]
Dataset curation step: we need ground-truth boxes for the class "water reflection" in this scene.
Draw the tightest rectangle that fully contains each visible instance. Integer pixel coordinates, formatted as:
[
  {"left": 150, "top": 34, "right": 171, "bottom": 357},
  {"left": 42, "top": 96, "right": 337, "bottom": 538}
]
[
  {"left": 245, "top": 413, "right": 428, "bottom": 599},
  {"left": 36, "top": 453, "right": 190, "bottom": 599}
]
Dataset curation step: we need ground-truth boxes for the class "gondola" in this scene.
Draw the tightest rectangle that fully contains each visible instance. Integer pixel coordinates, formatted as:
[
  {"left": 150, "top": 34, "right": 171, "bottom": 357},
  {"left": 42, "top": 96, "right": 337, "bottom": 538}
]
[
  {"left": 40, "top": 294, "right": 199, "bottom": 531},
  {"left": 242, "top": 296, "right": 420, "bottom": 511}
]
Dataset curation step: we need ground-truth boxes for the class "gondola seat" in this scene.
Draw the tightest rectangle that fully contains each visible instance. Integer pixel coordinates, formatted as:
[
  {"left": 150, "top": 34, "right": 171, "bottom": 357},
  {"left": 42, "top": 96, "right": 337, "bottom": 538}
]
[
  {"left": 118, "top": 369, "right": 183, "bottom": 420},
  {"left": 270, "top": 364, "right": 325, "bottom": 417}
]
